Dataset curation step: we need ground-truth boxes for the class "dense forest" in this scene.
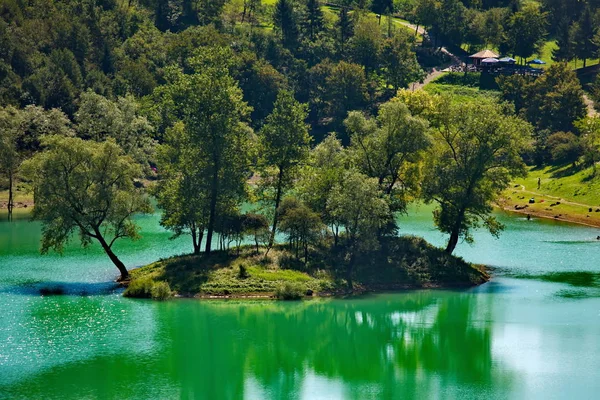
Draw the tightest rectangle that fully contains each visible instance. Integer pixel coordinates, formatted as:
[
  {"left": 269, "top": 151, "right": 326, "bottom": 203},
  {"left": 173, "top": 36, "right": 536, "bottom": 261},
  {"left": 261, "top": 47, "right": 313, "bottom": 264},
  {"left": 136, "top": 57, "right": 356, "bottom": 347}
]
[{"left": 1, "top": 0, "right": 599, "bottom": 291}]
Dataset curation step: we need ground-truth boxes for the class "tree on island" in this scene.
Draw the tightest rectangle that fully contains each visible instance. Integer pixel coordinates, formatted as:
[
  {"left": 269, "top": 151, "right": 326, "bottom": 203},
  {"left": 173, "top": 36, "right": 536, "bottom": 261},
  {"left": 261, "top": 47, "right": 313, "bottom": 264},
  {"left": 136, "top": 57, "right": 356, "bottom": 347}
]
[
  {"left": 156, "top": 47, "right": 253, "bottom": 255},
  {"left": 421, "top": 98, "right": 532, "bottom": 254},
  {"left": 258, "top": 90, "right": 311, "bottom": 250},
  {"left": 327, "top": 170, "right": 390, "bottom": 290},
  {"left": 345, "top": 99, "right": 431, "bottom": 214},
  {"left": 154, "top": 122, "right": 208, "bottom": 255},
  {"left": 23, "top": 137, "right": 152, "bottom": 280}
]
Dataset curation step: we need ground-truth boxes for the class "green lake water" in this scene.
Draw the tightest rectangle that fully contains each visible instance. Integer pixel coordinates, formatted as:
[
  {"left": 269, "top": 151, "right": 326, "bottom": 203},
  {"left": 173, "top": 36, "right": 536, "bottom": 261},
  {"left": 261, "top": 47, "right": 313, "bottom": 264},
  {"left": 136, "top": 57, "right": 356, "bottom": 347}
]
[{"left": 1, "top": 206, "right": 600, "bottom": 399}]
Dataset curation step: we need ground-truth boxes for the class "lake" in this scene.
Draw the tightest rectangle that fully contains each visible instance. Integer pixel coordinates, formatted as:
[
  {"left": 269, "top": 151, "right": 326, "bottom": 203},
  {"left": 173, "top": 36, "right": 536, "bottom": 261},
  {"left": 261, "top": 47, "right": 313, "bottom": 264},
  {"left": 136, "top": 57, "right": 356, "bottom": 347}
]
[{"left": 1, "top": 206, "right": 600, "bottom": 399}]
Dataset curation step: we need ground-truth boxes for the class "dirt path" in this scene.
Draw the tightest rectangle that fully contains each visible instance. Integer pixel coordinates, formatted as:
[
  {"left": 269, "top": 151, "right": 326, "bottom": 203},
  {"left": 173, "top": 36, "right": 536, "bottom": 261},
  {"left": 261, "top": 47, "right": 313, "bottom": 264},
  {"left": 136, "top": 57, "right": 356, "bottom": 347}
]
[
  {"left": 394, "top": 20, "right": 463, "bottom": 91},
  {"left": 583, "top": 93, "right": 597, "bottom": 117}
]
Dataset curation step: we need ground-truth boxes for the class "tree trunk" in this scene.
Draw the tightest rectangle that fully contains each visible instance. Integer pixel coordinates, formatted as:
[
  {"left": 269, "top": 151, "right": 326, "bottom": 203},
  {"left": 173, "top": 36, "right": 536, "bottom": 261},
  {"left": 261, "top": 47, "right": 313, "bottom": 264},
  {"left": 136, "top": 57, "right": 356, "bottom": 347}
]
[
  {"left": 95, "top": 231, "right": 129, "bottom": 281},
  {"left": 191, "top": 226, "right": 203, "bottom": 255},
  {"left": 268, "top": 166, "right": 285, "bottom": 249},
  {"left": 445, "top": 228, "right": 460, "bottom": 254},
  {"left": 205, "top": 162, "right": 220, "bottom": 255},
  {"left": 304, "top": 242, "right": 308, "bottom": 264},
  {"left": 254, "top": 235, "right": 260, "bottom": 254},
  {"left": 7, "top": 170, "right": 13, "bottom": 221},
  {"left": 445, "top": 210, "right": 465, "bottom": 255}
]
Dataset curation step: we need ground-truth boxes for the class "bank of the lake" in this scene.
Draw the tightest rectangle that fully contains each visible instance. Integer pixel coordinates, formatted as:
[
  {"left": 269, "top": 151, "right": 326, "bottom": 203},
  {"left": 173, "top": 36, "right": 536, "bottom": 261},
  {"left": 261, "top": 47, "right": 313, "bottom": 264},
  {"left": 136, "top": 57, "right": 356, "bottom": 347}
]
[{"left": 125, "top": 236, "right": 489, "bottom": 300}]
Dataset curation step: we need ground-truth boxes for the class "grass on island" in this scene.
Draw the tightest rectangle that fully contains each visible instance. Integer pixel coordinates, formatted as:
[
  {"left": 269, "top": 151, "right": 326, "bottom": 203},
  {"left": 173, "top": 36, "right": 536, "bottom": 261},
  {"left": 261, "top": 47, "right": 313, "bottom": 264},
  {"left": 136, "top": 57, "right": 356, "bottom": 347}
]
[{"left": 124, "top": 236, "right": 489, "bottom": 301}]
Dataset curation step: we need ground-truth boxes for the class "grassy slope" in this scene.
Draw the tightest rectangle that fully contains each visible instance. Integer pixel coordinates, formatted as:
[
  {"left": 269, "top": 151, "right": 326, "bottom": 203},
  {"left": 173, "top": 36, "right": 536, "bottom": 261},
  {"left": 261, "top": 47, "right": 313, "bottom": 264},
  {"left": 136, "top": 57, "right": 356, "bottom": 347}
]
[{"left": 501, "top": 165, "right": 600, "bottom": 226}]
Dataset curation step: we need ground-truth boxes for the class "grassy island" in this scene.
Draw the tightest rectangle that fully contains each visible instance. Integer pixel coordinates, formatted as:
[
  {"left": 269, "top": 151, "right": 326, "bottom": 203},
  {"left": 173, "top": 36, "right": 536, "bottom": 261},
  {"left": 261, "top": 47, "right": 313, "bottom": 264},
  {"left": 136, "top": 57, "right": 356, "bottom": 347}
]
[{"left": 124, "top": 236, "right": 488, "bottom": 300}]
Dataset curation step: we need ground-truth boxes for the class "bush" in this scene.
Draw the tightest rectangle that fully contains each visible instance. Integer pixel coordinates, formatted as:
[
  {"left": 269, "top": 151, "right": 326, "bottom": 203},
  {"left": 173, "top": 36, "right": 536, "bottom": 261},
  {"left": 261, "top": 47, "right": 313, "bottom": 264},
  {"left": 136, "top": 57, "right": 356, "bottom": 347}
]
[
  {"left": 238, "top": 263, "right": 249, "bottom": 279},
  {"left": 150, "top": 281, "right": 172, "bottom": 300},
  {"left": 274, "top": 282, "right": 305, "bottom": 300},
  {"left": 547, "top": 132, "right": 583, "bottom": 165},
  {"left": 124, "top": 277, "right": 172, "bottom": 300}
]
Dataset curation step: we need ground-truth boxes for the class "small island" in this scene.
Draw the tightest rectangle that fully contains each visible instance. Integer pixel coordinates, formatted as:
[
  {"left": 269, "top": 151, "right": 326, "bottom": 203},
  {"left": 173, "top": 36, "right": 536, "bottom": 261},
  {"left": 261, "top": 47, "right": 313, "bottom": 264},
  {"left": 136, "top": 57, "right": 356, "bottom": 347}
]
[{"left": 124, "top": 236, "right": 488, "bottom": 300}]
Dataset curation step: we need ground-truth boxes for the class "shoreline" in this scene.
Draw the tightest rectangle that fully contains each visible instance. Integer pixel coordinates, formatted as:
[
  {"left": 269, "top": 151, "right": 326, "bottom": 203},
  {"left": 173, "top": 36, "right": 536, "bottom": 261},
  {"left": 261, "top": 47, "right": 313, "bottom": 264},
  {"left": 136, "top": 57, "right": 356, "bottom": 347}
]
[
  {"left": 164, "top": 280, "right": 489, "bottom": 300},
  {"left": 497, "top": 193, "right": 600, "bottom": 229},
  {"left": 500, "top": 205, "right": 600, "bottom": 229}
]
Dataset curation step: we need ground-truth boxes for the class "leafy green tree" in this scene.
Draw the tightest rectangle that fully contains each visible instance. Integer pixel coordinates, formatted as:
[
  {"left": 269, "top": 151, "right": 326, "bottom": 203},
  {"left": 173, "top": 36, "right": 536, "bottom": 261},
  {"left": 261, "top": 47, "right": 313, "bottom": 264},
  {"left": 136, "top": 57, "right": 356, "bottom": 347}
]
[
  {"left": 381, "top": 30, "right": 425, "bottom": 91},
  {"left": 336, "top": 6, "right": 354, "bottom": 57},
  {"left": 497, "top": 63, "right": 587, "bottom": 133},
  {"left": 547, "top": 131, "right": 582, "bottom": 165},
  {"left": 411, "top": 0, "right": 440, "bottom": 39},
  {"left": 575, "top": 117, "right": 600, "bottom": 176},
  {"left": 552, "top": 19, "right": 576, "bottom": 62},
  {"left": 345, "top": 99, "right": 430, "bottom": 213},
  {"left": 154, "top": 122, "right": 208, "bottom": 254},
  {"left": 236, "top": 55, "right": 288, "bottom": 128},
  {"left": 324, "top": 61, "right": 368, "bottom": 130},
  {"left": 75, "top": 91, "right": 156, "bottom": 171},
  {"left": 502, "top": 3, "right": 547, "bottom": 61},
  {"left": 0, "top": 108, "right": 20, "bottom": 220},
  {"left": 371, "top": 0, "right": 393, "bottom": 14},
  {"left": 297, "top": 133, "right": 347, "bottom": 244},
  {"left": 278, "top": 197, "right": 323, "bottom": 263},
  {"left": 303, "top": 0, "right": 325, "bottom": 40},
  {"left": 350, "top": 14, "right": 382, "bottom": 73},
  {"left": 572, "top": 6, "right": 599, "bottom": 68},
  {"left": 23, "top": 137, "right": 152, "bottom": 280},
  {"left": 481, "top": 8, "right": 508, "bottom": 49},
  {"left": 242, "top": 212, "right": 270, "bottom": 254},
  {"left": 422, "top": 98, "right": 532, "bottom": 254},
  {"left": 156, "top": 48, "right": 253, "bottom": 255},
  {"left": 0, "top": 105, "right": 73, "bottom": 220},
  {"left": 437, "top": 0, "right": 467, "bottom": 46},
  {"left": 327, "top": 170, "right": 390, "bottom": 290},
  {"left": 273, "top": 0, "right": 300, "bottom": 49},
  {"left": 259, "top": 90, "right": 311, "bottom": 249}
]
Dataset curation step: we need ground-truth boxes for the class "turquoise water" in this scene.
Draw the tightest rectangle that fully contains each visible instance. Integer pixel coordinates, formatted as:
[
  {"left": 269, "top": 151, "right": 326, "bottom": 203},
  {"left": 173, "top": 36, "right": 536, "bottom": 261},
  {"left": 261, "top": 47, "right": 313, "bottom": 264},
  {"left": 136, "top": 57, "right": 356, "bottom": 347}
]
[{"left": 1, "top": 207, "right": 600, "bottom": 399}]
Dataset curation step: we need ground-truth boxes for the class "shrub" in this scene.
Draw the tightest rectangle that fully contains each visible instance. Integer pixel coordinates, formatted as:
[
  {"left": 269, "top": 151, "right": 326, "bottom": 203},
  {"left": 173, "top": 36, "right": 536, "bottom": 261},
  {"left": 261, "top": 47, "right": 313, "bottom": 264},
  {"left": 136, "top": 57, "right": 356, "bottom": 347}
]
[
  {"left": 124, "top": 277, "right": 172, "bottom": 300},
  {"left": 150, "top": 281, "right": 172, "bottom": 300},
  {"left": 124, "top": 276, "right": 154, "bottom": 298},
  {"left": 238, "top": 263, "right": 249, "bottom": 279},
  {"left": 547, "top": 132, "right": 583, "bottom": 165},
  {"left": 274, "top": 282, "right": 305, "bottom": 300}
]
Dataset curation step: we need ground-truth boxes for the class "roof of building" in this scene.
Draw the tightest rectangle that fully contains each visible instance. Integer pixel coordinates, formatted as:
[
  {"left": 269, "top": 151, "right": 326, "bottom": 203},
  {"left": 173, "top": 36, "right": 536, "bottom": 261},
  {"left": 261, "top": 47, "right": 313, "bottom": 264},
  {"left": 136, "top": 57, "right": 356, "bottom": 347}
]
[{"left": 469, "top": 49, "right": 499, "bottom": 59}]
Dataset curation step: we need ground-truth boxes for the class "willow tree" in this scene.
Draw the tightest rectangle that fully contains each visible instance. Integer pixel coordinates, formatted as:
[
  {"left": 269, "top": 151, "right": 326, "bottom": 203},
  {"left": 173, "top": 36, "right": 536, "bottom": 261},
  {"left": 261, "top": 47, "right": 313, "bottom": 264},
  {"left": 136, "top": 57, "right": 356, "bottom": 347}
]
[
  {"left": 259, "top": 90, "right": 310, "bottom": 249},
  {"left": 423, "top": 98, "right": 532, "bottom": 254},
  {"left": 156, "top": 47, "right": 253, "bottom": 255},
  {"left": 23, "top": 137, "right": 152, "bottom": 280}
]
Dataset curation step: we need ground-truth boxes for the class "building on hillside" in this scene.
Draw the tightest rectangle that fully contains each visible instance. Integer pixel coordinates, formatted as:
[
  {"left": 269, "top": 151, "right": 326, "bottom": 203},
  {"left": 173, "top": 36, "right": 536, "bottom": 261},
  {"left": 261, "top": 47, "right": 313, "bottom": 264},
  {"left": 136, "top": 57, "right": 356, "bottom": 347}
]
[{"left": 468, "top": 49, "right": 499, "bottom": 67}]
